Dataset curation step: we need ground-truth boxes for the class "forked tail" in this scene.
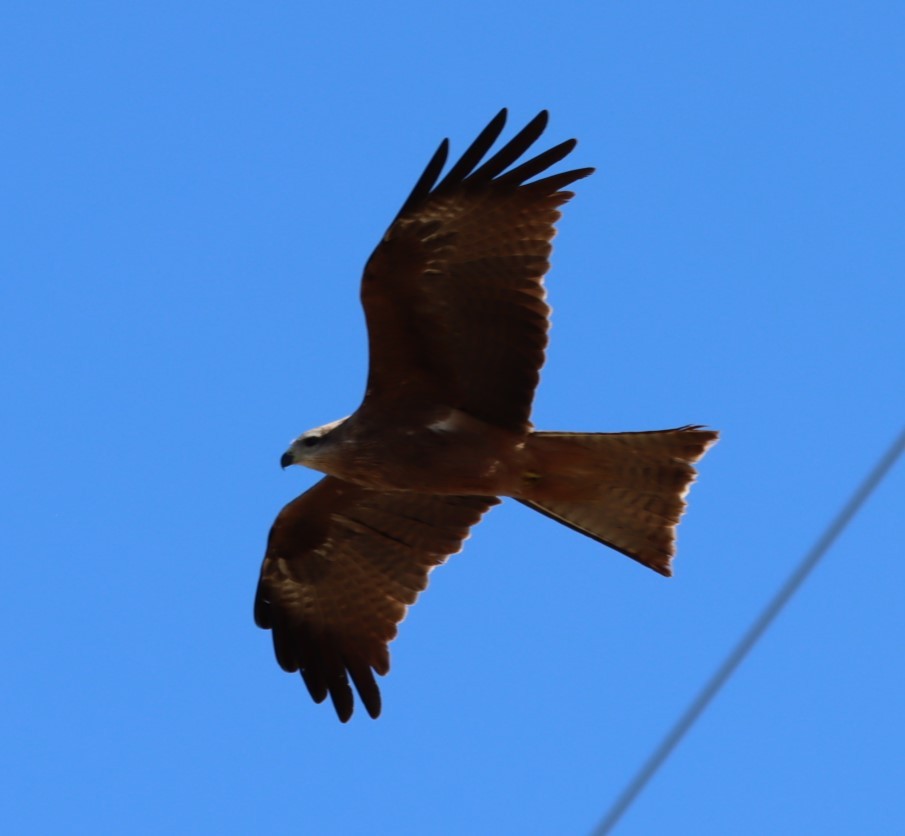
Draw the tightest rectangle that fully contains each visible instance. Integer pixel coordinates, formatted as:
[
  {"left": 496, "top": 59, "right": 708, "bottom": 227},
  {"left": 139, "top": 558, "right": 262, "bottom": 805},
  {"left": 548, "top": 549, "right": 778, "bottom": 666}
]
[{"left": 518, "top": 426, "right": 718, "bottom": 575}]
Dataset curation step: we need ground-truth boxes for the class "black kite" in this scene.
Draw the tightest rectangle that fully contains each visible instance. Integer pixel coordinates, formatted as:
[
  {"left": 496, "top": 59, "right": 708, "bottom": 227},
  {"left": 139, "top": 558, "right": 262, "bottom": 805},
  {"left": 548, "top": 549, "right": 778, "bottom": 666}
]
[{"left": 254, "top": 111, "right": 718, "bottom": 721}]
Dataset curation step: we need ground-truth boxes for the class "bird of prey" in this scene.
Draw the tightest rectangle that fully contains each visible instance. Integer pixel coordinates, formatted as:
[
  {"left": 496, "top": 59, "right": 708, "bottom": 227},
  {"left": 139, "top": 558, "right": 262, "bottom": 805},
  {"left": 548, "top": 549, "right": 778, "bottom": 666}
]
[{"left": 254, "top": 110, "right": 718, "bottom": 722}]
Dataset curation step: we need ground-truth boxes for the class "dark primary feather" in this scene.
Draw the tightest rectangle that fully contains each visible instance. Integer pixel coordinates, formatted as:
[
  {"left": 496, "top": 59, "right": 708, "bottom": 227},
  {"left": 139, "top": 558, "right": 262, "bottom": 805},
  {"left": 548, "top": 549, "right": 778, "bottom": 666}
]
[
  {"left": 467, "top": 109, "right": 551, "bottom": 183},
  {"left": 434, "top": 108, "right": 508, "bottom": 191},
  {"left": 496, "top": 138, "right": 578, "bottom": 187},
  {"left": 395, "top": 110, "right": 589, "bottom": 215},
  {"left": 394, "top": 138, "right": 450, "bottom": 222}
]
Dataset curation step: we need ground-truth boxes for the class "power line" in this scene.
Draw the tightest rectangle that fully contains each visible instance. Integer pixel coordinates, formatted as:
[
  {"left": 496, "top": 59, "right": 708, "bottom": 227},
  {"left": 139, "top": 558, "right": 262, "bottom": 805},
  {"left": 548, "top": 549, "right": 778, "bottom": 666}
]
[{"left": 591, "top": 424, "right": 905, "bottom": 836}]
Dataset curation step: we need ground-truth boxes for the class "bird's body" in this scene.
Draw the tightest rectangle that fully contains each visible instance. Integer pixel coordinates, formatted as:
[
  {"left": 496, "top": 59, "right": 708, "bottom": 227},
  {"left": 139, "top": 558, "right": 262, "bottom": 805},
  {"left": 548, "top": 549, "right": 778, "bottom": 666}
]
[
  {"left": 255, "top": 110, "right": 718, "bottom": 722},
  {"left": 287, "top": 408, "right": 524, "bottom": 495},
  {"left": 290, "top": 408, "right": 524, "bottom": 496}
]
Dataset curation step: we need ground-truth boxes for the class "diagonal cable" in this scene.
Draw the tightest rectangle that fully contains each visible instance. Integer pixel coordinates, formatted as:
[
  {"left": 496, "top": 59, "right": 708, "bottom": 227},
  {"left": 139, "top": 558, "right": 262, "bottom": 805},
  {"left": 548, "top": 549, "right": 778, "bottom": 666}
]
[{"left": 591, "top": 424, "right": 905, "bottom": 836}]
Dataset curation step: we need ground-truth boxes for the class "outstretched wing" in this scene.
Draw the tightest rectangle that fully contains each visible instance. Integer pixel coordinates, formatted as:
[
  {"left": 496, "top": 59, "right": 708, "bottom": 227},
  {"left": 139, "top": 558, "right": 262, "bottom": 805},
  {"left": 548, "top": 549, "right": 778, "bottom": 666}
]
[
  {"left": 360, "top": 109, "right": 594, "bottom": 433},
  {"left": 254, "top": 476, "right": 498, "bottom": 722}
]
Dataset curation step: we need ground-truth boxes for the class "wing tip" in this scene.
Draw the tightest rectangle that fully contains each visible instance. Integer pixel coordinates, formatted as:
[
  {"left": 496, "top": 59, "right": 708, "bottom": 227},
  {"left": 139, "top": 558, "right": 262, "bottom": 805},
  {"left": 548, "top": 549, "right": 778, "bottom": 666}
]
[{"left": 395, "top": 108, "right": 588, "bottom": 218}]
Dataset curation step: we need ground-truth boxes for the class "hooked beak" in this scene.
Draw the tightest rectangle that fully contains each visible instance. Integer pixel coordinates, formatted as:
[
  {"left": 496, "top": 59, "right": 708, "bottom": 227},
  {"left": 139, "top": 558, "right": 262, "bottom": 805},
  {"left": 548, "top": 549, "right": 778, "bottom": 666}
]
[{"left": 280, "top": 451, "right": 294, "bottom": 469}]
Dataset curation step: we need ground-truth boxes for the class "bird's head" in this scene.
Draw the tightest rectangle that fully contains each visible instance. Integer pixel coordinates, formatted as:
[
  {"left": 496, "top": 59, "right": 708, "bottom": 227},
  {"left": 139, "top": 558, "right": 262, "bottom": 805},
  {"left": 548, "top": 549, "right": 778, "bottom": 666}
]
[{"left": 280, "top": 417, "right": 348, "bottom": 471}]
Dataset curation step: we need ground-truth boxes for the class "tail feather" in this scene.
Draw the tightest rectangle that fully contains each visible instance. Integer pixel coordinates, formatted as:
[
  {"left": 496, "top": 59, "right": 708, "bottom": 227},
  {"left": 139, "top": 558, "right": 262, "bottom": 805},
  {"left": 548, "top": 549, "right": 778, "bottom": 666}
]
[{"left": 518, "top": 426, "right": 718, "bottom": 576}]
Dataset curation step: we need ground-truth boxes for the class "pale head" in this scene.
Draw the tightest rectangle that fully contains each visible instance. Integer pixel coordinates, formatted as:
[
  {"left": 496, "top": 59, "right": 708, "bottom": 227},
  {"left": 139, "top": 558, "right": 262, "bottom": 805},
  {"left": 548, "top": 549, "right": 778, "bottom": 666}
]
[{"left": 280, "top": 417, "right": 348, "bottom": 471}]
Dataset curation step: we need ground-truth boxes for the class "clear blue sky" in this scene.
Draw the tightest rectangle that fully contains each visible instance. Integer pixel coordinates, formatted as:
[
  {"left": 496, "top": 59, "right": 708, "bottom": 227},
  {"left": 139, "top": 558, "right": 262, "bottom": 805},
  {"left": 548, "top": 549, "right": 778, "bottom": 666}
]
[{"left": 3, "top": 3, "right": 904, "bottom": 834}]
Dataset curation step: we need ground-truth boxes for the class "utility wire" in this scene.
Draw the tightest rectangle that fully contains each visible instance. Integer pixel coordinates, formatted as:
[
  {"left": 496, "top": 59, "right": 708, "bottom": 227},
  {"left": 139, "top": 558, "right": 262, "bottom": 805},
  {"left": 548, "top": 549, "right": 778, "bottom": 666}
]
[{"left": 591, "top": 424, "right": 905, "bottom": 836}]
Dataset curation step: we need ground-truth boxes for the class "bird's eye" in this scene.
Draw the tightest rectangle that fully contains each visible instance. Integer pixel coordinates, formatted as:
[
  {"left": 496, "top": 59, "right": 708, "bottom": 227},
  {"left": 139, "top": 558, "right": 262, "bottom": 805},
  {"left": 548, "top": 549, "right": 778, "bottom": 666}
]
[{"left": 302, "top": 436, "right": 319, "bottom": 448}]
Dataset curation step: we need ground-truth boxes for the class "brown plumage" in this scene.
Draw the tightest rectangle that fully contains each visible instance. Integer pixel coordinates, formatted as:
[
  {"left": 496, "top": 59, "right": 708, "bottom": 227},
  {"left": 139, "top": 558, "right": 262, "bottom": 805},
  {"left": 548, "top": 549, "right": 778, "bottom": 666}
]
[{"left": 254, "top": 110, "right": 718, "bottom": 722}]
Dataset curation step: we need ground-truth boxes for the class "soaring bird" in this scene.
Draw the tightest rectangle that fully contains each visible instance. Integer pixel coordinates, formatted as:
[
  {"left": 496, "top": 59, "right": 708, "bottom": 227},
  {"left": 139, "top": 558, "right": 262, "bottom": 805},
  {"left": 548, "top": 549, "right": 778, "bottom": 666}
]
[{"left": 254, "top": 110, "right": 718, "bottom": 722}]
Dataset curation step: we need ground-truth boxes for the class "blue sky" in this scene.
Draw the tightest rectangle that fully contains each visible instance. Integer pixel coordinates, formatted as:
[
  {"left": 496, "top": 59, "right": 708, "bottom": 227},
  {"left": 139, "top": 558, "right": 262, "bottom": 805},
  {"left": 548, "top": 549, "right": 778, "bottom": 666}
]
[{"left": 3, "top": 2, "right": 904, "bottom": 834}]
